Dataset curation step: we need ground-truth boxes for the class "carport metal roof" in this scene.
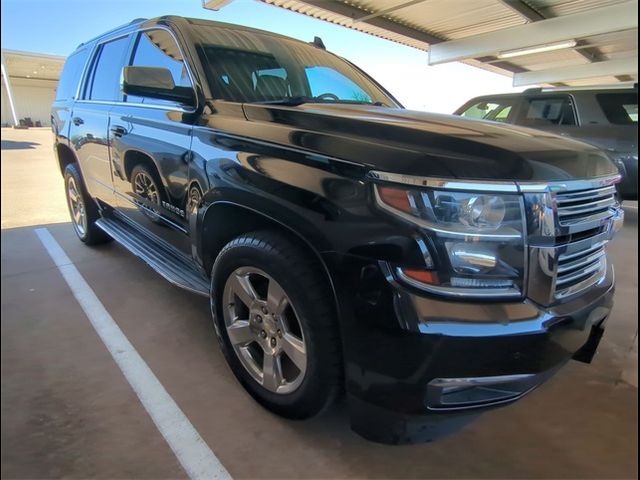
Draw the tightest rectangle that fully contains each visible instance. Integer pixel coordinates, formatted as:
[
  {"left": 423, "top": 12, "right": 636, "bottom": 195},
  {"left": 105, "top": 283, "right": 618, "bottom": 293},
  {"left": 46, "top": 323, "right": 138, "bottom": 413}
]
[{"left": 205, "top": 0, "right": 638, "bottom": 87}]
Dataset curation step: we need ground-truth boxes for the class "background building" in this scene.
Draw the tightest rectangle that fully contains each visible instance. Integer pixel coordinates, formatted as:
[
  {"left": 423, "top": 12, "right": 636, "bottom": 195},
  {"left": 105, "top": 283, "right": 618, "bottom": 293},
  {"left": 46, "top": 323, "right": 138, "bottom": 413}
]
[{"left": 1, "top": 49, "right": 64, "bottom": 127}]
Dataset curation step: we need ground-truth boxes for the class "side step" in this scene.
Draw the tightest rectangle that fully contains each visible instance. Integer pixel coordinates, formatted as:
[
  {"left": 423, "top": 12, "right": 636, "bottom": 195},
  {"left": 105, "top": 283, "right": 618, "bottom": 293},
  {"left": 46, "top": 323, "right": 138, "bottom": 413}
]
[{"left": 95, "top": 212, "right": 210, "bottom": 297}]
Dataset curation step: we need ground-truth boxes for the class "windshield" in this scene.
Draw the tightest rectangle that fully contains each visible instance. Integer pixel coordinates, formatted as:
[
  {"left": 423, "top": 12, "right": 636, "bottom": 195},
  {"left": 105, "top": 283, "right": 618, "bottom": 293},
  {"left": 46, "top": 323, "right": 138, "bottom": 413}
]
[{"left": 190, "top": 23, "right": 397, "bottom": 107}]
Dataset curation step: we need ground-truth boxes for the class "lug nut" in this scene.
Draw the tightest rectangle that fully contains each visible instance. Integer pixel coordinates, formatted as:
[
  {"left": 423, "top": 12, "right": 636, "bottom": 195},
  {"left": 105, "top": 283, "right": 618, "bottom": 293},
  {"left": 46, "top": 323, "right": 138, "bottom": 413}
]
[
  {"left": 277, "top": 329, "right": 282, "bottom": 338},
  {"left": 256, "top": 315, "right": 262, "bottom": 323},
  {"left": 261, "top": 330, "right": 267, "bottom": 338},
  {"left": 262, "top": 306, "right": 268, "bottom": 314},
  {"left": 270, "top": 337, "right": 277, "bottom": 347}
]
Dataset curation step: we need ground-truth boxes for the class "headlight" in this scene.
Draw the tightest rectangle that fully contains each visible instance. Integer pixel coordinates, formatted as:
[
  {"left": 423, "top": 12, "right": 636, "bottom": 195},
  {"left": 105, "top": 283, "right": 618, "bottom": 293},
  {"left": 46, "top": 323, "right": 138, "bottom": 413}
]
[{"left": 375, "top": 185, "right": 526, "bottom": 298}]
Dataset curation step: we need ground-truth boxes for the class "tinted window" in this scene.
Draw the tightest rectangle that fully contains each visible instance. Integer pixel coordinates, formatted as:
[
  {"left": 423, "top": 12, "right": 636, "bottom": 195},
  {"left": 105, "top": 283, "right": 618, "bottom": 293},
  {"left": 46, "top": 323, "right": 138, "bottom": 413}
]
[
  {"left": 460, "top": 100, "right": 514, "bottom": 123},
  {"left": 597, "top": 92, "right": 638, "bottom": 125},
  {"left": 306, "top": 66, "right": 373, "bottom": 103},
  {"left": 193, "top": 25, "right": 395, "bottom": 106},
  {"left": 87, "top": 36, "right": 130, "bottom": 101},
  {"left": 56, "top": 48, "right": 89, "bottom": 101},
  {"left": 520, "top": 96, "right": 576, "bottom": 126},
  {"left": 126, "top": 29, "right": 192, "bottom": 105}
]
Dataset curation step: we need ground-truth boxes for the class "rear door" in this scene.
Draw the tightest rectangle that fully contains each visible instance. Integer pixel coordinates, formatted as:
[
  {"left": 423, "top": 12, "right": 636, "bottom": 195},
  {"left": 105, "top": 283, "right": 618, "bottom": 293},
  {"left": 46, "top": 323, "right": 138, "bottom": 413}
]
[
  {"left": 51, "top": 47, "right": 90, "bottom": 147},
  {"left": 69, "top": 34, "right": 132, "bottom": 204},
  {"left": 109, "top": 28, "right": 197, "bottom": 255}
]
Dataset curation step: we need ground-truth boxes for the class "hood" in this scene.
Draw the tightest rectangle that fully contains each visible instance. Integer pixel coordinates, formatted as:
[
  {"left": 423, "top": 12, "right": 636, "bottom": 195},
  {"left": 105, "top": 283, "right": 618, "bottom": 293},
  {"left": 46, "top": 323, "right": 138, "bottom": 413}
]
[{"left": 240, "top": 103, "right": 619, "bottom": 182}]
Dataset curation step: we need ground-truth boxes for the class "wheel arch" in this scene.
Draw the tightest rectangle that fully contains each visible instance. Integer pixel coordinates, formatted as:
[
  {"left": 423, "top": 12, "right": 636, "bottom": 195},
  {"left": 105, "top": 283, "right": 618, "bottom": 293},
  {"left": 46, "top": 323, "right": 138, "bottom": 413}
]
[
  {"left": 199, "top": 201, "right": 341, "bottom": 323},
  {"left": 55, "top": 142, "right": 79, "bottom": 175},
  {"left": 123, "top": 149, "right": 160, "bottom": 183}
]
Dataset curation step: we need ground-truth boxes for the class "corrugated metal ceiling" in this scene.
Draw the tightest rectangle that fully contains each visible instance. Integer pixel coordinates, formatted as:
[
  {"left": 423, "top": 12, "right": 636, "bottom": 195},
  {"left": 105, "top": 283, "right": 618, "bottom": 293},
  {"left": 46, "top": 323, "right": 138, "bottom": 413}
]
[{"left": 256, "top": 0, "right": 637, "bottom": 86}]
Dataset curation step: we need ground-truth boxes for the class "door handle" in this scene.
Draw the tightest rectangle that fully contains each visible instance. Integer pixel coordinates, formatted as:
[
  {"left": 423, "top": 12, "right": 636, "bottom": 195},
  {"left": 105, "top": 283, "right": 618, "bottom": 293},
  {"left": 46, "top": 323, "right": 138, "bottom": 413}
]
[
  {"left": 110, "top": 125, "right": 127, "bottom": 138},
  {"left": 72, "top": 117, "right": 84, "bottom": 126}
]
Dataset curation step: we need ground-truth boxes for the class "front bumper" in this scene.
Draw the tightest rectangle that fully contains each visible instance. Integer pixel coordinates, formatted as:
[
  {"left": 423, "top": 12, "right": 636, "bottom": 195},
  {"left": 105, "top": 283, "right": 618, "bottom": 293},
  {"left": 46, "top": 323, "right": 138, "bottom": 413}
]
[{"left": 325, "top": 253, "right": 614, "bottom": 444}]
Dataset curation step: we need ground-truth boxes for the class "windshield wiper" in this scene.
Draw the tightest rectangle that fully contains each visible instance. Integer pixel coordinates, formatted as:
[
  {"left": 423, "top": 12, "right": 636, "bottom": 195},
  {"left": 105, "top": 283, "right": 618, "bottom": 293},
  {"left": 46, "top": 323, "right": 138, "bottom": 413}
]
[
  {"left": 251, "top": 97, "right": 390, "bottom": 107},
  {"left": 251, "top": 96, "right": 313, "bottom": 106}
]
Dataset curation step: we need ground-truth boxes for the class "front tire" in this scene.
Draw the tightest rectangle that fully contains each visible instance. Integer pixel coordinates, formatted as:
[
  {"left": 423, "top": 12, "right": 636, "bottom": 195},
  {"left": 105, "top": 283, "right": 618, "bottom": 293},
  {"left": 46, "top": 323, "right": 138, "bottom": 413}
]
[
  {"left": 211, "top": 230, "right": 342, "bottom": 419},
  {"left": 64, "top": 163, "right": 111, "bottom": 245}
]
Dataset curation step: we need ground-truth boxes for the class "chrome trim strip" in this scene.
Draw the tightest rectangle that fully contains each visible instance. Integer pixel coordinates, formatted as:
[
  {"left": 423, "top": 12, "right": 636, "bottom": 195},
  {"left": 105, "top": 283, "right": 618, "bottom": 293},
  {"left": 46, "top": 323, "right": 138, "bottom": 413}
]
[
  {"left": 555, "top": 185, "right": 617, "bottom": 203},
  {"left": 75, "top": 99, "right": 195, "bottom": 113},
  {"left": 556, "top": 257, "right": 606, "bottom": 286},
  {"left": 367, "top": 171, "right": 520, "bottom": 193},
  {"left": 555, "top": 261, "right": 608, "bottom": 299},
  {"left": 558, "top": 251, "right": 605, "bottom": 276},
  {"left": 558, "top": 241, "right": 606, "bottom": 263},
  {"left": 367, "top": 171, "right": 622, "bottom": 196},
  {"left": 429, "top": 374, "right": 535, "bottom": 388},
  {"left": 557, "top": 198, "right": 616, "bottom": 217},
  {"left": 395, "top": 267, "right": 522, "bottom": 299},
  {"left": 557, "top": 209, "right": 615, "bottom": 228},
  {"left": 517, "top": 174, "right": 621, "bottom": 193}
]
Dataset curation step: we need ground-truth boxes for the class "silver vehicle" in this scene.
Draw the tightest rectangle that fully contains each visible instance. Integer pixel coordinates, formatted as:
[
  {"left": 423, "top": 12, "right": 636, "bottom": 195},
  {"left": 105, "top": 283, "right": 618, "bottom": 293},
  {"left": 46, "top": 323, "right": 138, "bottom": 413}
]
[{"left": 455, "top": 86, "right": 638, "bottom": 199}]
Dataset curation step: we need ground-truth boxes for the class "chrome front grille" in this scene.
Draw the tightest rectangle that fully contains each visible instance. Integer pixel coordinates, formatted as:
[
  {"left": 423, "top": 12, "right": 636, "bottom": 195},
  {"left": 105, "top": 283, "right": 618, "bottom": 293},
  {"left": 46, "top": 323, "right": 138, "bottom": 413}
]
[
  {"left": 523, "top": 175, "right": 622, "bottom": 306},
  {"left": 555, "top": 185, "right": 617, "bottom": 227},
  {"left": 555, "top": 241, "right": 607, "bottom": 299}
]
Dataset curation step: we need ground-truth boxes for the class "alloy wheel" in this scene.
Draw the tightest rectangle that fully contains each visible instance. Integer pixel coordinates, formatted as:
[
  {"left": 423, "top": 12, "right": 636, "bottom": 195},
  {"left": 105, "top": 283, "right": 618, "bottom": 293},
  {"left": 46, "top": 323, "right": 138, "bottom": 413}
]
[
  {"left": 67, "top": 176, "right": 87, "bottom": 237},
  {"left": 222, "top": 267, "right": 308, "bottom": 394}
]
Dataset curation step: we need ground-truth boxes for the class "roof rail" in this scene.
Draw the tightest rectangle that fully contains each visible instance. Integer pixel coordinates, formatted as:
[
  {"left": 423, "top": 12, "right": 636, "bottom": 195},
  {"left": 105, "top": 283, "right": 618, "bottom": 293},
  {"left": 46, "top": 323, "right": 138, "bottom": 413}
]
[
  {"left": 526, "top": 83, "right": 637, "bottom": 93},
  {"left": 77, "top": 18, "right": 148, "bottom": 48}
]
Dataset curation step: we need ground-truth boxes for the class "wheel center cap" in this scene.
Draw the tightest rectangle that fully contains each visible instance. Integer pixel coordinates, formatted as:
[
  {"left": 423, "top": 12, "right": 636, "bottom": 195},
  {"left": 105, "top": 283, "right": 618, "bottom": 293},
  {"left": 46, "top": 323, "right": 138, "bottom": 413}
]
[{"left": 263, "top": 315, "right": 278, "bottom": 335}]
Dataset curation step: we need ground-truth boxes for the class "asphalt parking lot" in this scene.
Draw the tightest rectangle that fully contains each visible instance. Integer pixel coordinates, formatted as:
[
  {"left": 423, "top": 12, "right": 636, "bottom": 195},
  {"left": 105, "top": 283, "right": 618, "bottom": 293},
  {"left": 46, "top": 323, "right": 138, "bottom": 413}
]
[{"left": 1, "top": 127, "right": 638, "bottom": 479}]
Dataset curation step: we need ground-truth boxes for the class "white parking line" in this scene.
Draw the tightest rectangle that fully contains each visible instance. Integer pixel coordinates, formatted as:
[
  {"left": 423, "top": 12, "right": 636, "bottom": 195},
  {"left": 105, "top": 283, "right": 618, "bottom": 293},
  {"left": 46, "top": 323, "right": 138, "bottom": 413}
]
[{"left": 35, "top": 228, "right": 231, "bottom": 480}]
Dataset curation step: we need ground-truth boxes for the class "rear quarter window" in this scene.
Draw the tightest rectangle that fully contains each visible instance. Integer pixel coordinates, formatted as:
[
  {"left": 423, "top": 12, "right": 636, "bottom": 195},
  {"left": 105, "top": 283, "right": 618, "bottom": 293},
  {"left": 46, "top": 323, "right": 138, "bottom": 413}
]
[
  {"left": 596, "top": 92, "right": 638, "bottom": 125},
  {"left": 55, "top": 48, "right": 90, "bottom": 101}
]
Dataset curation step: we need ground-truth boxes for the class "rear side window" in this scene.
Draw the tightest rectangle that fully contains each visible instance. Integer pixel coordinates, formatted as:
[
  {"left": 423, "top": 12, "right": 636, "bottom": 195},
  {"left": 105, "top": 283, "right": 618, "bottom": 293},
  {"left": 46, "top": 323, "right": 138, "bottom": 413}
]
[
  {"left": 596, "top": 93, "right": 638, "bottom": 125},
  {"left": 56, "top": 48, "right": 89, "bottom": 101},
  {"left": 459, "top": 100, "right": 514, "bottom": 123},
  {"left": 519, "top": 96, "right": 577, "bottom": 126},
  {"left": 126, "top": 29, "right": 192, "bottom": 105},
  {"left": 86, "top": 35, "right": 131, "bottom": 101}
]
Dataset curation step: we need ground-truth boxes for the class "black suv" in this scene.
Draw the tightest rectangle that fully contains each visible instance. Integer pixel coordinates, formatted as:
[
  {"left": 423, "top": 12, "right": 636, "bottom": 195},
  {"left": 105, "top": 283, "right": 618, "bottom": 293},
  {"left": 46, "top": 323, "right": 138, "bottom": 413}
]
[
  {"left": 52, "top": 16, "right": 624, "bottom": 444},
  {"left": 455, "top": 87, "right": 638, "bottom": 200}
]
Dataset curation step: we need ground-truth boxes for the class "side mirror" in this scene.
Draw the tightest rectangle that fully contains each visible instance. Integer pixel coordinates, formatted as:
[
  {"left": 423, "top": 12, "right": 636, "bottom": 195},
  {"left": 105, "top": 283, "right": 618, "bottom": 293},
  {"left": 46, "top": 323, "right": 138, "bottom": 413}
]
[{"left": 122, "top": 66, "right": 196, "bottom": 107}]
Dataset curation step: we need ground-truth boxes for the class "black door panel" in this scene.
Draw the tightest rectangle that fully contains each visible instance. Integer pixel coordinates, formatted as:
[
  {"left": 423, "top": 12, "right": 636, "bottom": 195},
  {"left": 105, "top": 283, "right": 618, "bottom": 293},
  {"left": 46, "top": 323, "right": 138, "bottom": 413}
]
[
  {"left": 110, "top": 106, "right": 193, "bottom": 256},
  {"left": 109, "top": 28, "right": 197, "bottom": 255},
  {"left": 69, "top": 102, "right": 115, "bottom": 203}
]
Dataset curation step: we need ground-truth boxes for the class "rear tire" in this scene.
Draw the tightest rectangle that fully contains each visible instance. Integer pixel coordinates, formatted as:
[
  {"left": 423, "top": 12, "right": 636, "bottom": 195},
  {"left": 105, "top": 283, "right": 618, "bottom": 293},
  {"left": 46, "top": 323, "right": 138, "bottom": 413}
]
[
  {"left": 63, "top": 163, "right": 111, "bottom": 245},
  {"left": 211, "top": 230, "right": 342, "bottom": 419}
]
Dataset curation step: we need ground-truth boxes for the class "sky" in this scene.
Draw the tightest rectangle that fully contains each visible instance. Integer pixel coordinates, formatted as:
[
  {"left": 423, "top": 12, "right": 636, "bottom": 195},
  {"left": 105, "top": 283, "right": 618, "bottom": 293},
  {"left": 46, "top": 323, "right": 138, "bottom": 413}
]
[{"left": 1, "top": 0, "right": 525, "bottom": 113}]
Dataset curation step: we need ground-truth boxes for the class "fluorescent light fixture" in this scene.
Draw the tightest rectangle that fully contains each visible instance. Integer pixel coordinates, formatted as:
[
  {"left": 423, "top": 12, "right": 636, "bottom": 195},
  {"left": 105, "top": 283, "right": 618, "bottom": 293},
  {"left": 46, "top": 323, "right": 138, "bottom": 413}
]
[{"left": 498, "top": 40, "right": 577, "bottom": 59}]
